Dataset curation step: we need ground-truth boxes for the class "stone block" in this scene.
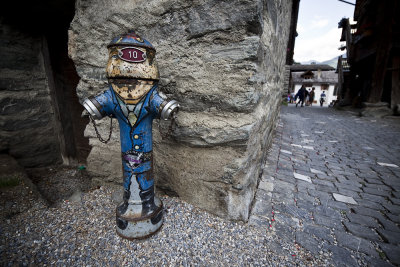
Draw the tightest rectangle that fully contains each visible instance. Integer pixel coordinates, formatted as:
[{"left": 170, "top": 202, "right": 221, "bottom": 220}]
[
  {"left": 343, "top": 221, "right": 381, "bottom": 242},
  {"left": 275, "top": 213, "right": 301, "bottom": 229},
  {"left": 337, "top": 188, "right": 361, "bottom": 197},
  {"left": 323, "top": 244, "right": 359, "bottom": 267},
  {"left": 314, "top": 214, "right": 343, "bottom": 229},
  {"left": 303, "top": 223, "right": 334, "bottom": 243},
  {"left": 317, "top": 184, "right": 339, "bottom": 194},
  {"left": 327, "top": 199, "right": 350, "bottom": 210},
  {"left": 363, "top": 256, "right": 394, "bottom": 267},
  {"left": 346, "top": 212, "right": 378, "bottom": 228},
  {"left": 386, "top": 213, "right": 400, "bottom": 224},
  {"left": 383, "top": 203, "right": 400, "bottom": 215},
  {"left": 379, "top": 243, "right": 400, "bottom": 265},
  {"left": 335, "top": 181, "right": 363, "bottom": 191},
  {"left": 308, "top": 189, "right": 333, "bottom": 202},
  {"left": 273, "top": 223, "right": 295, "bottom": 243},
  {"left": 377, "top": 229, "right": 400, "bottom": 244},
  {"left": 295, "top": 191, "right": 316, "bottom": 203},
  {"left": 359, "top": 192, "right": 388, "bottom": 203},
  {"left": 334, "top": 231, "right": 379, "bottom": 257},
  {"left": 258, "top": 180, "right": 274, "bottom": 192},
  {"left": 363, "top": 187, "right": 392, "bottom": 198},
  {"left": 352, "top": 206, "right": 387, "bottom": 222},
  {"left": 293, "top": 172, "right": 312, "bottom": 183},
  {"left": 155, "top": 141, "right": 255, "bottom": 220},
  {"left": 295, "top": 231, "right": 320, "bottom": 255},
  {"left": 333, "top": 193, "right": 358, "bottom": 205},
  {"left": 313, "top": 179, "right": 335, "bottom": 187},
  {"left": 377, "top": 217, "right": 400, "bottom": 233},
  {"left": 252, "top": 199, "right": 272, "bottom": 217},
  {"left": 248, "top": 214, "right": 269, "bottom": 227}
]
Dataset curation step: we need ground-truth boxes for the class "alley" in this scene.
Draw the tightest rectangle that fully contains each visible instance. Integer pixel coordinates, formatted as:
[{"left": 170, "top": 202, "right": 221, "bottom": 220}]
[{"left": 250, "top": 104, "right": 400, "bottom": 266}]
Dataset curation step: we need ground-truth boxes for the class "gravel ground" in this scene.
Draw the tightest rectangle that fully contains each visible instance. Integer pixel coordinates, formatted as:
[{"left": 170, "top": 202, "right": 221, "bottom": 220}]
[
  {"left": 26, "top": 166, "right": 92, "bottom": 206},
  {"left": 1, "top": 181, "right": 332, "bottom": 266}
]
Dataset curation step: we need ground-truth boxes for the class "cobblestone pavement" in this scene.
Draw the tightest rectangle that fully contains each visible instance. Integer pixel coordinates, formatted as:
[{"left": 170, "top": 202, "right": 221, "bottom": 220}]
[{"left": 250, "top": 104, "right": 400, "bottom": 266}]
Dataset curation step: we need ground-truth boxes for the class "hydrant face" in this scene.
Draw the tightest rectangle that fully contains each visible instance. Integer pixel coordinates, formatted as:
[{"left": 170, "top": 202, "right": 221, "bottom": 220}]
[
  {"left": 106, "top": 32, "right": 160, "bottom": 105},
  {"left": 106, "top": 46, "right": 159, "bottom": 81}
]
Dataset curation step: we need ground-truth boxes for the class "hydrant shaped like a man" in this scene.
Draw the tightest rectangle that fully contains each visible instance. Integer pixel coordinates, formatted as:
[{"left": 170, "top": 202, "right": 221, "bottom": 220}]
[{"left": 82, "top": 31, "right": 179, "bottom": 239}]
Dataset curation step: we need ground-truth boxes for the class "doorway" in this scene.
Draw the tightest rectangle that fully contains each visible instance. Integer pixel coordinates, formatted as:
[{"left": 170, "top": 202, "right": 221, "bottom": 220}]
[{"left": 1, "top": 0, "right": 90, "bottom": 165}]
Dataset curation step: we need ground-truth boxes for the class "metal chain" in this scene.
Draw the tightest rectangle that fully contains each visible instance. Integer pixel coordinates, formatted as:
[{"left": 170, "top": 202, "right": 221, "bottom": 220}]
[
  {"left": 159, "top": 114, "right": 177, "bottom": 139},
  {"left": 89, "top": 113, "right": 175, "bottom": 142},
  {"left": 89, "top": 115, "right": 113, "bottom": 144}
]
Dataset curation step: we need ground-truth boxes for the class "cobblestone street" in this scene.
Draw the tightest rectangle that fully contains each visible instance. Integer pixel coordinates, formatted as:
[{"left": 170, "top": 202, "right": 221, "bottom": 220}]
[{"left": 250, "top": 104, "right": 400, "bottom": 266}]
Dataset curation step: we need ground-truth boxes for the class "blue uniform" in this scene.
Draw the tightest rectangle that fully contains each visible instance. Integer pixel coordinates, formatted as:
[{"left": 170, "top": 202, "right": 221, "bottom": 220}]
[{"left": 94, "top": 84, "right": 165, "bottom": 192}]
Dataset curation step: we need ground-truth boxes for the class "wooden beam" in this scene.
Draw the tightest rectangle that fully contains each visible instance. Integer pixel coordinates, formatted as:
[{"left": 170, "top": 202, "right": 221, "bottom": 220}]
[
  {"left": 391, "top": 56, "right": 400, "bottom": 109},
  {"left": 367, "top": 1, "right": 394, "bottom": 103}
]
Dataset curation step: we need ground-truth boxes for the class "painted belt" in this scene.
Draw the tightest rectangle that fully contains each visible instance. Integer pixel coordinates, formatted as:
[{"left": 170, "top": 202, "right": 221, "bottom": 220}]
[{"left": 122, "top": 150, "right": 152, "bottom": 169}]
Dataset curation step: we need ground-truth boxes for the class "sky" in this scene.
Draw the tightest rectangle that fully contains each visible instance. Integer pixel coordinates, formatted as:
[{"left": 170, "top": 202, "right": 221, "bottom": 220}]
[{"left": 294, "top": 0, "right": 355, "bottom": 63}]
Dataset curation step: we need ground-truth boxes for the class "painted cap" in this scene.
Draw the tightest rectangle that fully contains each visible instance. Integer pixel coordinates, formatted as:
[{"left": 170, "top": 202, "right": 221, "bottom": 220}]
[{"left": 107, "top": 31, "right": 156, "bottom": 51}]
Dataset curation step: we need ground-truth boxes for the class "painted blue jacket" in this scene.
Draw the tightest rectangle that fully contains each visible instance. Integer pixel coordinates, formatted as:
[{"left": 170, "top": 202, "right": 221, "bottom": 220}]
[{"left": 93, "top": 84, "right": 165, "bottom": 191}]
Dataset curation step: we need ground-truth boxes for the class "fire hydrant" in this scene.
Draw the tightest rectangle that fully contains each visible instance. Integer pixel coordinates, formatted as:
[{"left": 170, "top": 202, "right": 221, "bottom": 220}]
[{"left": 82, "top": 31, "right": 179, "bottom": 239}]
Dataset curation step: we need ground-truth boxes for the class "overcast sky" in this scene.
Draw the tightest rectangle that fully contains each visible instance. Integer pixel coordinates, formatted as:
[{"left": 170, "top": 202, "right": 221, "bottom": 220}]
[{"left": 294, "top": 0, "right": 355, "bottom": 63}]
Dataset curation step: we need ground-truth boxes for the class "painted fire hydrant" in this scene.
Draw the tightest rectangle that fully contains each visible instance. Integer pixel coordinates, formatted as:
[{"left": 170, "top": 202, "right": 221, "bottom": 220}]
[{"left": 82, "top": 31, "right": 179, "bottom": 239}]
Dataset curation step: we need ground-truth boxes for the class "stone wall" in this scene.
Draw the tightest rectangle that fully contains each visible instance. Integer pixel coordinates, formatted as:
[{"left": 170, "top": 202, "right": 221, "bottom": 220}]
[
  {"left": 70, "top": 0, "right": 293, "bottom": 220},
  {"left": 0, "top": 21, "right": 61, "bottom": 167}
]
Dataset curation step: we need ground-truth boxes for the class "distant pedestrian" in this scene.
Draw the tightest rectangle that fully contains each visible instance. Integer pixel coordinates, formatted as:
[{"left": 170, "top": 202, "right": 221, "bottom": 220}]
[
  {"left": 304, "top": 89, "right": 309, "bottom": 106},
  {"left": 290, "top": 92, "right": 295, "bottom": 103},
  {"left": 295, "top": 85, "right": 306, "bottom": 107},
  {"left": 320, "top": 91, "right": 326, "bottom": 107},
  {"left": 309, "top": 87, "right": 315, "bottom": 106}
]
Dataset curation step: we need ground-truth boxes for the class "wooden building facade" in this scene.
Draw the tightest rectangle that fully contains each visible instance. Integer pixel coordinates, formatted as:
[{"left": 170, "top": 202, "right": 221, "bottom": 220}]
[
  {"left": 337, "top": 0, "right": 400, "bottom": 114},
  {"left": 290, "top": 64, "right": 338, "bottom": 106}
]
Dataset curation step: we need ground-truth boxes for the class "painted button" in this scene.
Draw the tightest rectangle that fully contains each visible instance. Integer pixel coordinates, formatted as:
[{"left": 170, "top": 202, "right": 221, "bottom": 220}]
[
  {"left": 135, "top": 145, "right": 140, "bottom": 150},
  {"left": 134, "top": 135, "right": 139, "bottom": 139}
]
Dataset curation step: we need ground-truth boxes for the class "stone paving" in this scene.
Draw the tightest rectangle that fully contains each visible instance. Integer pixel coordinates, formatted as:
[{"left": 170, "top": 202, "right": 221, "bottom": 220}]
[{"left": 250, "top": 104, "right": 400, "bottom": 266}]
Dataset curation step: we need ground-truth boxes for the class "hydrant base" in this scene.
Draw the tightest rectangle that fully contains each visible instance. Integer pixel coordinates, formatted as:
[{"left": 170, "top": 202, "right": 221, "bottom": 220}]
[{"left": 115, "top": 199, "right": 164, "bottom": 239}]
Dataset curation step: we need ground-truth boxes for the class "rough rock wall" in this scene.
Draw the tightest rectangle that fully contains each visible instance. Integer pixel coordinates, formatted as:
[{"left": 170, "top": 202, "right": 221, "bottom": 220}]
[
  {"left": 69, "top": 0, "right": 293, "bottom": 220},
  {"left": 0, "top": 21, "right": 61, "bottom": 167}
]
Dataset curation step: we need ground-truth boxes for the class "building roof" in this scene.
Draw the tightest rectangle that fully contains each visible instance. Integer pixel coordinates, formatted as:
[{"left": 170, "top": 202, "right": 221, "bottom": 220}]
[
  {"left": 291, "top": 70, "right": 338, "bottom": 84},
  {"left": 290, "top": 64, "right": 335, "bottom": 72}
]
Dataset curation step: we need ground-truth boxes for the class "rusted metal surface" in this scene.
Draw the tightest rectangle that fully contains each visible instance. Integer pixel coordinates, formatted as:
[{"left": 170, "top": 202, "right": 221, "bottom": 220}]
[
  {"left": 106, "top": 46, "right": 159, "bottom": 81},
  {"left": 110, "top": 79, "right": 154, "bottom": 105}
]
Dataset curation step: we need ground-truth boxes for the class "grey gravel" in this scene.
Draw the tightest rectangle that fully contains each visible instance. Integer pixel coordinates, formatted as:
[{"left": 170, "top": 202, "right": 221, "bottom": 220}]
[{"left": 1, "top": 185, "right": 330, "bottom": 266}]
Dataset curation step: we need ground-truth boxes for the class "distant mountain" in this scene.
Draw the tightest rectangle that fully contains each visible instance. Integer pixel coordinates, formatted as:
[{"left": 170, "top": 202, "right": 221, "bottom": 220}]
[
  {"left": 320, "top": 57, "right": 339, "bottom": 68},
  {"left": 300, "top": 59, "right": 320, "bottom": 65},
  {"left": 299, "top": 55, "right": 344, "bottom": 69}
]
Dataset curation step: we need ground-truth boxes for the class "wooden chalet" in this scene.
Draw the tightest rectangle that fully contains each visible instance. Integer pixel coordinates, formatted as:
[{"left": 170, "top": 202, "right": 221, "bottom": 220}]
[{"left": 290, "top": 64, "right": 338, "bottom": 106}]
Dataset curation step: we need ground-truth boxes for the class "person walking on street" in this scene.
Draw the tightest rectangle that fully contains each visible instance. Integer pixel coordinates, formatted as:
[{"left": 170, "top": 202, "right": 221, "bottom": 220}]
[
  {"left": 295, "top": 85, "right": 306, "bottom": 107},
  {"left": 309, "top": 87, "right": 315, "bottom": 106},
  {"left": 304, "top": 89, "right": 310, "bottom": 106},
  {"left": 320, "top": 91, "right": 326, "bottom": 107}
]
